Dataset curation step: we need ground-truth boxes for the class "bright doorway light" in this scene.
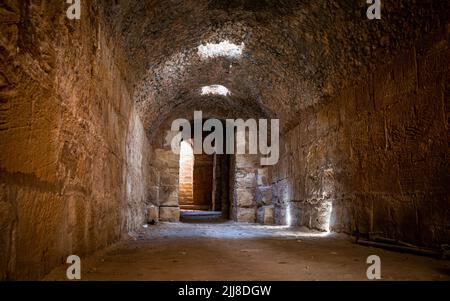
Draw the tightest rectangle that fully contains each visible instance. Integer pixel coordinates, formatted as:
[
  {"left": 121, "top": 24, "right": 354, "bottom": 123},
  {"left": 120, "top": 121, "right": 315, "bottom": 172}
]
[{"left": 179, "top": 141, "right": 194, "bottom": 205}]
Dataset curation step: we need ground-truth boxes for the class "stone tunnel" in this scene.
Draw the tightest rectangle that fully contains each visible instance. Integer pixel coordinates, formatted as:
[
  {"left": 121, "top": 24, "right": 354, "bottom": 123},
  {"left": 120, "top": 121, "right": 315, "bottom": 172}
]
[{"left": 0, "top": 0, "right": 449, "bottom": 280}]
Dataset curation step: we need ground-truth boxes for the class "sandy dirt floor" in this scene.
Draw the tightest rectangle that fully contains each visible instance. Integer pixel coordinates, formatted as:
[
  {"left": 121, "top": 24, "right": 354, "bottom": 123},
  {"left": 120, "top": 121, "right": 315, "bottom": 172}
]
[{"left": 44, "top": 219, "right": 450, "bottom": 281}]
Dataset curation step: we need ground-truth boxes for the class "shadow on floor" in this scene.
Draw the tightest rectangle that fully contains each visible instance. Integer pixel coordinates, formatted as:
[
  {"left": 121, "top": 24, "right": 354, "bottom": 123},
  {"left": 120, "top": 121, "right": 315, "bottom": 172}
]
[{"left": 180, "top": 210, "right": 227, "bottom": 224}]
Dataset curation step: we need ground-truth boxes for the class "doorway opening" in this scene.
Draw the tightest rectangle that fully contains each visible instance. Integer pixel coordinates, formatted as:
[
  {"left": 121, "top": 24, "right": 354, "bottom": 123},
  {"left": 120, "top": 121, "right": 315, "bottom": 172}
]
[{"left": 178, "top": 120, "right": 231, "bottom": 222}]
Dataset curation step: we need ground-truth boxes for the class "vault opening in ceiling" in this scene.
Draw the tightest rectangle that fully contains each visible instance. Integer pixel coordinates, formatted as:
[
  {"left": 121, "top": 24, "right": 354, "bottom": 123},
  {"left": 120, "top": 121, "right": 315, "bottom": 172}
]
[
  {"left": 197, "top": 40, "right": 245, "bottom": 60},
  {"left": 201, "top": 85, "right": 231, "bottom": 96}
]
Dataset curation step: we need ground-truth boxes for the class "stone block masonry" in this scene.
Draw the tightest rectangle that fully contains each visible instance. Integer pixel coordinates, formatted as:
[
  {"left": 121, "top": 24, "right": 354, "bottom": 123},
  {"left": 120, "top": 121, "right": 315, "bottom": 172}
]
[
  {"left": 1, "top": 0, "right": 449, "bottom": 280},
  {"left": 0, "top": 1, "right": 152, "bottom": 279},
  {"left": 270, "top": 28, "right": 450, "bottom": 246}
]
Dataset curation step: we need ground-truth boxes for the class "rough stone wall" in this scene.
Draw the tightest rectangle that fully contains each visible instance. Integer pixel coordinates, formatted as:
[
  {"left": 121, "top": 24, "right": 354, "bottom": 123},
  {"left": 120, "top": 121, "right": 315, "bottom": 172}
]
[
  {"left": 0, "top": 1, "right": 150, "bottom": 279},
  {"left": 272, "top": 27, "right": 449, "bottom": 246},
  {"left": 150, "top": 149, "right": 180, "bottom": 222},
  {"left": 256, "top": 167, "right": 274, "bottom": 225},
  {"left": 124, "top": 111, "right": 153, "bottom": 231},
  {"left": 192, "top": 153, "right": 214, "bottom": 210},
  {"left": 231, "top": 153, "right": 259, "bottom": 223}
]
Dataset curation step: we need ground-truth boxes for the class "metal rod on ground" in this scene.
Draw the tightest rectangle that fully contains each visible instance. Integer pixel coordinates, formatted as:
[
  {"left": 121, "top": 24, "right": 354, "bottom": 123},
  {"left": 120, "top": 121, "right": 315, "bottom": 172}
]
[{"left": 355, "top": 239, "right": 442, "bottom": 258}]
